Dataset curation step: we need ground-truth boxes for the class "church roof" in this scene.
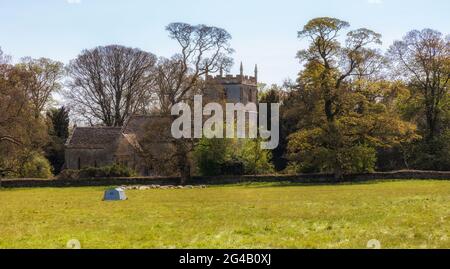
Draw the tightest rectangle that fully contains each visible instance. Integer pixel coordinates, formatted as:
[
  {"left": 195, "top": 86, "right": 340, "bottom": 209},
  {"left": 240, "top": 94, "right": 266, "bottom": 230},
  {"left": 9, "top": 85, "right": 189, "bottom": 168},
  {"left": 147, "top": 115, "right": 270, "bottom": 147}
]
[
  {"left": 122, "top": 115, "right": 152, "bottom": 135},
  {"left": 65, "top": 115, "right": 172, "bottom": 150},
  {"left": 66, "top": 127, "right": 122, "bottom": 149},
  {"left": 122, "top": 114, "right": 172, "bottom": 140}
]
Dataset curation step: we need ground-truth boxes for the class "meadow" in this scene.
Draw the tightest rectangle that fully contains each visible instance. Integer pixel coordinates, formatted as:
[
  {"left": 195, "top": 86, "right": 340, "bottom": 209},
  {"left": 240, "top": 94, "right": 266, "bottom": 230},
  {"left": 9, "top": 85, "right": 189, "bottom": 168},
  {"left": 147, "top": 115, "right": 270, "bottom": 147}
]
[{"left": 0, "top": 180, "right": 449, "bottom": 249}]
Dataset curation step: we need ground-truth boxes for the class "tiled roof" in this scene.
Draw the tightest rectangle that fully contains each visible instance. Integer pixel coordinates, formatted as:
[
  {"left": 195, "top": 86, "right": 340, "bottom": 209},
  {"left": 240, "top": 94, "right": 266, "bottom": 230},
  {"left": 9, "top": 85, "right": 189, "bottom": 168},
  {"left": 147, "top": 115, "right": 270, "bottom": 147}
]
[
  {"left": 66, "top": 115, "right": 171, "bottom": 150},
  {"left": 122, "top": 115, "right": 171, "bottom": 139},
  {"left": 66, "top": 127, "right": 122, "bottom": 149},
  {"left": 122, "top": 115, "right": 152, "bottom": 135}
]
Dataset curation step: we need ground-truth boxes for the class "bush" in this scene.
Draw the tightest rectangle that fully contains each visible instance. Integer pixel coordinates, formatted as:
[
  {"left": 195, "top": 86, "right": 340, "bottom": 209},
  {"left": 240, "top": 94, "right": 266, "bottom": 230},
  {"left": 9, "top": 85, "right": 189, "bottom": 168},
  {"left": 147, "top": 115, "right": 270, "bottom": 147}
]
[
  {"left": 407, "top": 131, "right": 450, "bottom": 171},
  {"left": 20, "top": 153, "right": 53, "bottom": 178},
  {"left": 193, "top": 137, "right": 274, "bottom": 176},
  {"left": 78, "top": 166, "right": 109, "bottom": 178},
  {"left": 193, "top": 138, "right": 230, "bottom": 176},
  {"left": 283, "top": 162, "right": 302, "bottom": 174},
  {"left": 109, "top": 164, "right": 135, "bottom": 177},
  {"left": 237, "top": 139, "right": 274, "bottom": 175},
  {"left": 287, "top": 127, "right": 377, "bottom": 175},
  {"left": 58, "top": 164, "right": 136, "bottom": 179},
  {"left": 57, "top": 169, "right": 80, "bottom": 180},
  {"left": 220, "top": 160, "right": 245, "bottom": 175}
]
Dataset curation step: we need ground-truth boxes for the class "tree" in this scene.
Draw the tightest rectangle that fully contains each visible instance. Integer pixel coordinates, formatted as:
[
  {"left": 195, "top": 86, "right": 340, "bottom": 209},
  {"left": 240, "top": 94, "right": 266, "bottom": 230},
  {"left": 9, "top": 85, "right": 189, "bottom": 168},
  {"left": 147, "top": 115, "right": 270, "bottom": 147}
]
[
  {"left": 237, "top": 139, "right": 274, "bottom": 175},
  {"left": 45, "top": 106, "right": 70, "bottom": 174},
  {"left": 16, "top": 57, "right": 64, "bottom": 119},
  {"left": 0, "top": 47, "right": 11, "bottom": 64},
  {"left": 20, "top": 152, "right": 53, "bottom": 179},
  {"left": 297, "top": 17, "right": 383, "bottom": 124},
  {"left": 143, "top": 23, "right": 234, "bottom": 184},
  {"left": 0, "top": 59, "right": 49, "bottom": 179},
  {"left": 66, "top": 45, "right": 157, "bottom": 126},
  {"left": 388, "top": 29, "right": 449, "bottom": 141},
  {"left": 259, "top": 84, "right": 286, "bottom": 170},
  {"left": 193, "top": 137, "right": 274, "bottom": 176},
  {"left": 194, "top": 137, "right": 231, "bottom": 176},
  {"left": 388, "top": 29, "right": 450, "bottom": 170},
  {"left": 287, "top": 18, "right": 417, "bottom": 178}
]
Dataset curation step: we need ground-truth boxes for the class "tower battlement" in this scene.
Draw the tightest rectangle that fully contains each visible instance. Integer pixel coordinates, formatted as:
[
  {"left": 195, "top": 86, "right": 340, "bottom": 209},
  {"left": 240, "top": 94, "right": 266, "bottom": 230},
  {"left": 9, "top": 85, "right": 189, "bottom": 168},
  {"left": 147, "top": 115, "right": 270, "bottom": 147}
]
[
  {"left": 204, "top": 63, "right": 259, "bottom": 104},
  {"left": 206, "top": 74, "right": 257, "bottom": 86},
  {"left": 206, "top": 62, "right": 258, "bottom": 86}
]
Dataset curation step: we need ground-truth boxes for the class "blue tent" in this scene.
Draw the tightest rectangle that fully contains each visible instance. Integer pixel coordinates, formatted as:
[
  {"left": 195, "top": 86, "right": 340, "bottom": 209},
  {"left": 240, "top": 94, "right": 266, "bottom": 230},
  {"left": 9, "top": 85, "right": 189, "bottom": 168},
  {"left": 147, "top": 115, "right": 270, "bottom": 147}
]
[{"left": 103, "top": 188, "right": 127, "bottom": 201}]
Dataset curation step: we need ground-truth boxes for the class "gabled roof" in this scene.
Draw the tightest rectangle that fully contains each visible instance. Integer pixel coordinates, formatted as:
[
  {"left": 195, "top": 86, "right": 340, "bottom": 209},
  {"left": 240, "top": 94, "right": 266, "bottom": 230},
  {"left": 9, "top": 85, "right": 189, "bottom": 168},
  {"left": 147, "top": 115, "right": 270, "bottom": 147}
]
[
  {"left": 122, "top": 114, "right": 171, "bottom": 140},
  {"left": 122, "top": 115, "right": 152, "bottom": 135},
  {"left": 65, "top": 115, "right": 171, "bottom": 150},
  {"left": 66, "top": 127, "right": 122, "bottom": 149}
]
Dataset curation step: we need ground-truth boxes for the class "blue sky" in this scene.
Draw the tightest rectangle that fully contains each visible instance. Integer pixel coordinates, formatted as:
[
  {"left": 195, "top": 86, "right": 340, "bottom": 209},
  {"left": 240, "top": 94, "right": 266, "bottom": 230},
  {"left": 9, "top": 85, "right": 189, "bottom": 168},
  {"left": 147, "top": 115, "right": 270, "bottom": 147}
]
[{"left": 1, "top": 0, "right": 449, "bottom": 85}]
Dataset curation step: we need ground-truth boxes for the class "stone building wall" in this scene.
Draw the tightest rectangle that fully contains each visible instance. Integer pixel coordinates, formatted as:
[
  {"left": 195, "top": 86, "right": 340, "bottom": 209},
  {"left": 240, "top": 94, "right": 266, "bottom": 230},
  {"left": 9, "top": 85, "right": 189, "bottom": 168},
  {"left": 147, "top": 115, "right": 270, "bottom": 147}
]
[{"left": 65, "top": 146, "right": 116, "bottom": 170}]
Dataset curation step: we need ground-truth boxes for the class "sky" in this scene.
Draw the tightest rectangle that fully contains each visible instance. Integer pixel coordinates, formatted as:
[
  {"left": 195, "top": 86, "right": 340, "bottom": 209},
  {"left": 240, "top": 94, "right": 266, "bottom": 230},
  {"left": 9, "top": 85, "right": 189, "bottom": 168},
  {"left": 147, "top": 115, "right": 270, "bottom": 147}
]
[{"left": 0, "top": 0, "right": 449, "bottom": 86}]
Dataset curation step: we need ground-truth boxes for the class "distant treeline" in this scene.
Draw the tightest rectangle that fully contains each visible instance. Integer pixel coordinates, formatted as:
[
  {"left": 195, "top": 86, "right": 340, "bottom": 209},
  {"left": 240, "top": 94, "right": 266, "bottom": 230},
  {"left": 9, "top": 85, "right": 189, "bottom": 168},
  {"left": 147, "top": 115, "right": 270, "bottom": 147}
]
[{"left": 0, "top": 18, "right": 448, "bottom": 181}]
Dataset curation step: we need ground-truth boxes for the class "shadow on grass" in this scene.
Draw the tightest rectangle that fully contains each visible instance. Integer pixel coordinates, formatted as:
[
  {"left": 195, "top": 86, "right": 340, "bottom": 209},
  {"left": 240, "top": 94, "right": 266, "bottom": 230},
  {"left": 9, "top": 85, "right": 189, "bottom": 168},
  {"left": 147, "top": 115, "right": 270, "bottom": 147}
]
[
  {"left": 214, "top": 179, "right": 405, "bottom": 189},
  {"left": 2, "top": 177, "right": 444, "bottom": 190}
]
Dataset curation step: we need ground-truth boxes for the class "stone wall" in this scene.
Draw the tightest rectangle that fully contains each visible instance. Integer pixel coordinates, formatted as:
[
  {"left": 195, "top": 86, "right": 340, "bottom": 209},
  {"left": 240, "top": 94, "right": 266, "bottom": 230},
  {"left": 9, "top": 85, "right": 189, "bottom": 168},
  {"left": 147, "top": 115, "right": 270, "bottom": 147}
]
[
  {"left": 1, "top": 170, "right": 450, "bottom": 188},
  {"left": 65, "top": 147, "right": 116, "bottom": 170}
]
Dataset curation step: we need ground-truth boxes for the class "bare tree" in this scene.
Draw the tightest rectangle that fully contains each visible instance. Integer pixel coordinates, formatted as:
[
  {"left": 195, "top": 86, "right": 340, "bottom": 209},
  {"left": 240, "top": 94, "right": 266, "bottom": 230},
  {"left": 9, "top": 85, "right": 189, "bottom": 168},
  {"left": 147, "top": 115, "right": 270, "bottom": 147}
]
[
  {"left": 0, "top": 47, "right": 11, "bottom": 65},
  {"left": 17, "top": 57, "right": 64, "bottom": 119},
  {"left": 143, "top": 23, "right": 234, "bottom": 184},
  {"left": 66, "top": 45, "right": 157, "bottom": 126},
  {"left": 388, "top": 29, "right": 450, "bottom": 140}
]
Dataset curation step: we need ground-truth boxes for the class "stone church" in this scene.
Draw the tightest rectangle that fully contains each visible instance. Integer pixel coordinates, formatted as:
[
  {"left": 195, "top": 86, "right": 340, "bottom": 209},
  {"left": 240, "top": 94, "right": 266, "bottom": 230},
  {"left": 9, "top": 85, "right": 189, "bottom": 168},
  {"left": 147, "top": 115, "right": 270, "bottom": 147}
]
[{"left": 65, "top": 64, "right": 259, "bottom": 176}]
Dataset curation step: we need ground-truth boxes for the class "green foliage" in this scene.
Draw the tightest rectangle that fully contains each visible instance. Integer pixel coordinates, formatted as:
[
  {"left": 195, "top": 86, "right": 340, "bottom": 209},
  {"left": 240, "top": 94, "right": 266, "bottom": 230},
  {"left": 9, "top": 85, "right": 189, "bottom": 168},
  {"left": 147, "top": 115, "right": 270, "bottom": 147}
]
[
  {"left": 259, "top": 85, "right": 287, "bottom": 171},
  {"left": 0, "top": 63, "right": 50, "bottom": 178},
  {"left": 287, "top": 127, "right": 377, "bottom": 174},
  {"left": 236, "top": 139, "right": 275, "bottom": 175},
  {"left": 194, "top": 138, "right": 231, "bottom": 176},
  {"left": 20, "top": 153, "right": 53, "bottom": 179},
  {"left": 58, "top": 164, "right": 136, "bottom": 180},
  {"left": 44, "top": 136, "right": 65, "bottom": 175},
  {"left": 399, "top": 89, "right": 450, "bottom": 171},
  {"left": 407, "top": 131, "right": 450, "bottom": 171},
  {"left": 286, "top": 81, "right": 418, "bottom": 176},
  {"left": 47, "top": 106, "right": 70, "bottom": 140},
  {"left": 285, "top": 17, "right": 419, "bottom": 177},
  {"left": 194, "top": 137, "right": 274, "bottom": 176},
  {"left": 45, "top": 106, "right": 70, "bottom": 174},
  {"left": 109, "top": 164, "right": 136, "bottom": 177},
  {"left": 78, "top": 167, "right": 109, "bottom": 178}
]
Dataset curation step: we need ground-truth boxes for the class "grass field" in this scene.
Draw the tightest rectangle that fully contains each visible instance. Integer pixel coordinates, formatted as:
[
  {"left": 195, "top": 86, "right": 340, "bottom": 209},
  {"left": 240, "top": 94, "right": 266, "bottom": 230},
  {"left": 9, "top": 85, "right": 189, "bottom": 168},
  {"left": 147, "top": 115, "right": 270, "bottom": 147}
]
[{"left": 0, "top": 180, "right": 449, "bottom": 249}]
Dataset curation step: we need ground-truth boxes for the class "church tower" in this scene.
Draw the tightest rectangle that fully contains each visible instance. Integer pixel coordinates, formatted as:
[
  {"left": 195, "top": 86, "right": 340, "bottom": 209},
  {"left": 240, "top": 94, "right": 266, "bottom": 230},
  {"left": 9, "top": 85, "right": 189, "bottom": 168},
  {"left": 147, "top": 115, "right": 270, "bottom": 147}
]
[{"left": 205, "top": 62, "right": 258, "bottom": 104}]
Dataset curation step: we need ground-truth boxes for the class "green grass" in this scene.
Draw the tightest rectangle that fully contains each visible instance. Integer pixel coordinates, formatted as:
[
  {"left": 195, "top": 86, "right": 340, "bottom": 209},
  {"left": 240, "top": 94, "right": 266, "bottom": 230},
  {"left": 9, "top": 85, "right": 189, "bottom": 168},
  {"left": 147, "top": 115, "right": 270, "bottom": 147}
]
[{"left": 0, "top": 180, "right": 449, "bottom": 249}]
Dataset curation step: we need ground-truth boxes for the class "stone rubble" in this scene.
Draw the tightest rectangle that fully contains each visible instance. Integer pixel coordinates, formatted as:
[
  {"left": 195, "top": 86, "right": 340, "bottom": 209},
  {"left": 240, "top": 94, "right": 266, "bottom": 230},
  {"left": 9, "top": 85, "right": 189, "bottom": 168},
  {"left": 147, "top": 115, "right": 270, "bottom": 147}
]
[{"left": 119, "top": 185, "right": 207, "bottom": 190}]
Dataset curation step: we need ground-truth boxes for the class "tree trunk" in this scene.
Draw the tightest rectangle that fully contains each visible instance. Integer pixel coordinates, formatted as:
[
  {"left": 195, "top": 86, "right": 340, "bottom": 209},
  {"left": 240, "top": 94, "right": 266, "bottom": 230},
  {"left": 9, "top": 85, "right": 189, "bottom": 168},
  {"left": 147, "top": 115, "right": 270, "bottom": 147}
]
[
  {"left": 333, "top": 169, "right": 344, "bottom": 182},
  {"left": 175, "top": 141, "right": 191, "bottom": 185},
  {"left": 179, "top": 163, "right": 191, "bottom": 186},
  {"left": 324, "top": 99, "right": 335, "bottom": 123},
  {"left": 426, "top": 109, "right": 436, "bottom": 141}
]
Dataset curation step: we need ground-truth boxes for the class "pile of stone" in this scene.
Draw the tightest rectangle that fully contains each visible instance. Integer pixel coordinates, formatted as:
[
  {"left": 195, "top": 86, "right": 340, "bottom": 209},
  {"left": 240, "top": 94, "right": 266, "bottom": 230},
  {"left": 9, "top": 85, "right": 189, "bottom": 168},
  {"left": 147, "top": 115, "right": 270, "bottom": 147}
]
[{"left": 119, "top": 185, "right": 207, "bottom": 190}]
